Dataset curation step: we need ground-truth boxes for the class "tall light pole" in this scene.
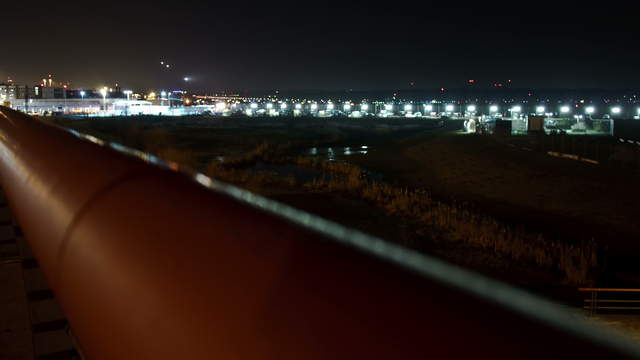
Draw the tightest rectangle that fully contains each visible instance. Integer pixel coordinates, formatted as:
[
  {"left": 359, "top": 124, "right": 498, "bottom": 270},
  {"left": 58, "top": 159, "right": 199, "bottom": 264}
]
[
  {"left": 100, "top": 87, "right": 108, "bottom": 114},
  {"left": 123, "top": 90, "right": 133, "bottom": 116},
  {"left": 510, "top": 106, "right": 521, "bottom": 119},
  {"left": 80, "top": 90, "right": 86, "bottom": 115},
  {"left": 63, "top": 85, "right": 67, "bottom": 113}
]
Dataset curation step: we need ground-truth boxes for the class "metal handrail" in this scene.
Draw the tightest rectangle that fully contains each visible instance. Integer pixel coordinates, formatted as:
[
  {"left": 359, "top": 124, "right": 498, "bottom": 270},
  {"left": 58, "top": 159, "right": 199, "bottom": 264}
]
[
  {"left": 579, "top": 288, "right": 640, "bottom": 315},
  {"left": 0, "top": 106, "right": 639, "bottom": 359}
]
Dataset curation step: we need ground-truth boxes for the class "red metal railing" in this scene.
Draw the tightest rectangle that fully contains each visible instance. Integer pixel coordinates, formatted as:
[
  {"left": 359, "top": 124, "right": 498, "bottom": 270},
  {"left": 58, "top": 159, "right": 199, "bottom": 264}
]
[{"left": 0, "top": 106, "right": 638, "bottom": 359}]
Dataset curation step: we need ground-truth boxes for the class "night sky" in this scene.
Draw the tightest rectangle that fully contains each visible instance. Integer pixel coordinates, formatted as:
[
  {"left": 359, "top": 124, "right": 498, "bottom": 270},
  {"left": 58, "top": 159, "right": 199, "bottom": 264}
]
[{"left": 2, "top": 3, "right": 639, "bottom": 91}]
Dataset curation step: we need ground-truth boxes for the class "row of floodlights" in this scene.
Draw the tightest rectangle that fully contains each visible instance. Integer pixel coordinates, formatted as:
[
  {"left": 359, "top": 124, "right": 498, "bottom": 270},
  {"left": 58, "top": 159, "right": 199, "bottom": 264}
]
[{"left": 214, "top": 102, "right": 639, "bottom": 115}]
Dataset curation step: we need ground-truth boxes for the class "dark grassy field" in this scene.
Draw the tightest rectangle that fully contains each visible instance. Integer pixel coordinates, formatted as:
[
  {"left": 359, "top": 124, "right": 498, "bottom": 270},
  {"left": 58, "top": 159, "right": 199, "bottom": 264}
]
[
  {"left": 50, "top": 114, "right": 640, "bottom": 298},
  {"left": 347, "top": 132, "right": 640, "bottom": 250}
]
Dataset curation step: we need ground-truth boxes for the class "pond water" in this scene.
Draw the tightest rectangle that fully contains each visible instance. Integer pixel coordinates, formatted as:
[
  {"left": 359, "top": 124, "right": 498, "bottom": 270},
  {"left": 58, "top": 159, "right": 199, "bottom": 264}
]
[
  {"left": 217, "top": 145, "right": 380, "bottom": 184},
  {"left": 307, "top": 146, "right": 369, "bottom": 161}
]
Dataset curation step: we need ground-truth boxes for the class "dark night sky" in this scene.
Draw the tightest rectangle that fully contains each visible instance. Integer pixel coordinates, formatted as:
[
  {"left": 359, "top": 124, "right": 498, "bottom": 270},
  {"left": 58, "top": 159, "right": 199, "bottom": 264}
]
[{"left": 2, "top": 2, "right": 639, "bottom": 91}]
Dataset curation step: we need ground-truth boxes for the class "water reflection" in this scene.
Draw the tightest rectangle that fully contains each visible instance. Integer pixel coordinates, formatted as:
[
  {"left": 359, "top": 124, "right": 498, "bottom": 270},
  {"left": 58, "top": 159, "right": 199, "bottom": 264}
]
[{"left": 307, "top": 146, "right": 369, "bottom": 160}]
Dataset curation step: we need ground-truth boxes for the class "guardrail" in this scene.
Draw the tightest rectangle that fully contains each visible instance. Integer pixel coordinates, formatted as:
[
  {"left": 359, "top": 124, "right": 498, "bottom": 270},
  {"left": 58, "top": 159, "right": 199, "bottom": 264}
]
[
  {"left": 0, "top": 106, "right": 639, "bottom": 359},
  {"left": 580, "top": 288, "right": 640, "bottom": 315}
]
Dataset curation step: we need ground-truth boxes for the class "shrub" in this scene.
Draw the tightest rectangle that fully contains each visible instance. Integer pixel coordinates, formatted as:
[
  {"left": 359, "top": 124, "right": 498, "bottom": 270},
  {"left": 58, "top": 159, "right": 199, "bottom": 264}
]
[{"left": 297, "top": 155, "right": 598, "bottom": 285}]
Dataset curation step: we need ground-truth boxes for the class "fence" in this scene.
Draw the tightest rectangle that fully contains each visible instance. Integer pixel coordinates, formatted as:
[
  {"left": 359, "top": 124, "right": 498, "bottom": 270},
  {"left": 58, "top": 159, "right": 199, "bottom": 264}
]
[
  {"left": 0, "top": 106, "right": 639, "bottom": 359},
  {"left": 580, "top": 288, "right": 640, "bottom": 315}
]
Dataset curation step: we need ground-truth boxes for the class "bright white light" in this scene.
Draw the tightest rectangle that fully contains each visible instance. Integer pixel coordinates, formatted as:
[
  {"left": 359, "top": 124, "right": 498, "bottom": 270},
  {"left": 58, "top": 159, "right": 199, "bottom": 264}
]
[
  {"left": 511, "top": 106, "right": 522, "bottom": 112},
  {"left": 100, "top": 88, "right": 107, "bottom": 97},
  {"left": 343, "top": 104, "right": 352, "bottom": 111},
  {"left": 560, "top": 106, "right": 571, "bottom": 113},
  {"left": 280, "top": 103, "right": 287, "bottom": 109},
  {"left": 160, "top": 91, "right": 167, "bottom": 97},
  {"left": 445, "top": 104, "right": 454, "bottom": 112},
  {"left": 310, "top": 103, "right": 318, "bottom": 110},
  {"left": 327, "top": 103, "right": 334, "bottom": 110},
  {"left": 424, "top": 104, "right": 433, "bottom": 111},
  {"left": 536, "top": 106, "right": 545, "bottom": 113},
  {"left": 215, "top": 102, "right": 226, "bottom": 111},
  {"left": 612, "top": 106, "right": 621, "bottom": 114},
  {"left": 585, "top": 106, "right": 595, "bottom": 114},
  {"left": 123, "top": 90, "right": 132, "bottom": 95},
  {"left": 489, "top": 105, "right": 498, "bottom": 112},
  {"left": 467, "top": 105, "right": 476, "bottom": 112},
  {"left": 80, "top": 90, "right": 86, "bottom": 97},
  {"left": 384, "top": 104, "right": 393, "bottom": 111},
  {"left": 295, "top": 103, "right": 302, "bottom": 110},
  {"left": 404, "top": 104, "right": 413, "bottom": 111},
  {"left": 183, "top": 77, "right": 190, "bottom": 82},
  {"left": 361, "top": 104, "right": 369, "bottom": 111},
  {"left": 266, "top": 103, "right": 273, "bottom": 109},
  {"left": 637, "top": 108, "right": 640, "bottom": 114},
  {"left": 250, "top": 103, "right": 258, "bottom": 109}
]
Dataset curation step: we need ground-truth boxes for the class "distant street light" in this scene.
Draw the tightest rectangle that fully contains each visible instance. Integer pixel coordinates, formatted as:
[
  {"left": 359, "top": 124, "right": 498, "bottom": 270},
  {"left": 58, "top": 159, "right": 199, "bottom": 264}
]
[
  {"left": 585, "top": 106, "right": 595, "bottom": 114},
  {"left": 424, "top": 104, "right": 433, "bottom": 112},
  {"left": 124, "top": 90, "right": 132, "bottom": 101},
  {"left": 611, "top": 106, "right": 622, "bottom": 114},
  {"left": 467, "top": 105, "right": 476, "bottom": 112},
  {"left": 280, "top": 103, "right": 287, "bottom": 110},
  {"left": 327, "top": 103, "right": 334, "bottom": 110},
  {"left": 404, "top": 104, "right": 413, "bottom": 112},
  {"left": 536, "top": 106, "right": 545, "bottom": 113},
  {"left": 250, "top": 102, "right": 258, "bottom": 109},
  {"left": 361, "top": 104, "right": 369, "bottom": 111},
  {"left": 310, "top": 103, "right": 318, "bottom": 110},
  {"left": 344, "top": 103, "right": 352, "bottom": 111},
  {"left": 384, "top": 104, "right": 393, "bottom": 111},
  {"left": 445, "top": 104, "right": 454, "bottom": 112},
  {"left": 560, "top": 105, "right": 571, "bottom": 114},
  {"left": 160, "top": 91, "right": 167, "bottom": 106},
  {"left": 80, "top": 90, "right": 85, "bottom": 100},
  {"left": 266, "top": 103, "right": 274, "bottom": 109},
  {"left": 489, "top": 105, "right": 499, "bottom": 113}
]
